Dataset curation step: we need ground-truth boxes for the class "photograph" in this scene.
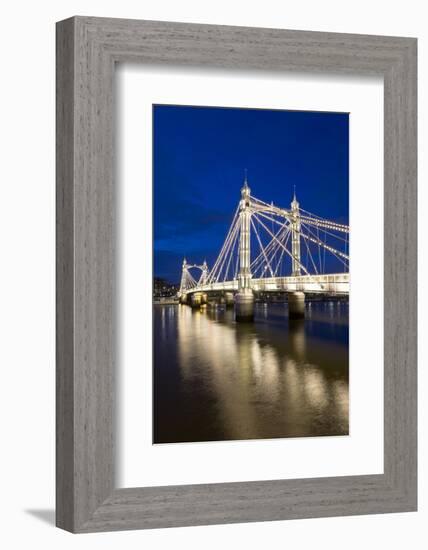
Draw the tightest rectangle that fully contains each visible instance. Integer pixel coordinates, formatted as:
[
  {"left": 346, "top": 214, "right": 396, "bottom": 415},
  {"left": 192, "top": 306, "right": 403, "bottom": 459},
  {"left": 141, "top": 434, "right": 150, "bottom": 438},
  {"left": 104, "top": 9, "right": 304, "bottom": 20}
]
[{"left": 153, "top": 104, "right": 350, "bottom": 444}]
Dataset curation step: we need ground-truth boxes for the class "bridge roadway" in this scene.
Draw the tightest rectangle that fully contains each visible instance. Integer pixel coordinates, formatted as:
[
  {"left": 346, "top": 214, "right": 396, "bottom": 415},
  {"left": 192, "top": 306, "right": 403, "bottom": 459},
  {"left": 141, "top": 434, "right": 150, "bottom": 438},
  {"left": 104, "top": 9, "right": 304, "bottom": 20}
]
[{"left": 182, "top": 273, "right": 349, "bottom": 296}]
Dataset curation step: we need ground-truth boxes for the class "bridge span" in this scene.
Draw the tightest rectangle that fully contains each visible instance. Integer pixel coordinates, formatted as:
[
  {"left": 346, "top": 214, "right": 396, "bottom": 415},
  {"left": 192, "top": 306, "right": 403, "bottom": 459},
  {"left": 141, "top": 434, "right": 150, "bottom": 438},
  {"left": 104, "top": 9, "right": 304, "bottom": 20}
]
[{"left": 185, "top": 273, "right": 349, "bottom": 296}]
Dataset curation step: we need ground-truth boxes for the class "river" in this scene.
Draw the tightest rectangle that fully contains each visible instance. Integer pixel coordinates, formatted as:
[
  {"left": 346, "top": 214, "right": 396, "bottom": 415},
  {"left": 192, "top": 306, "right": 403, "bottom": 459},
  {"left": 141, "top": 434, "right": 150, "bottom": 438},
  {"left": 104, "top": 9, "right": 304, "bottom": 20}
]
[{"left": 153, "top": 301, "right": 349, "bottom": 444}]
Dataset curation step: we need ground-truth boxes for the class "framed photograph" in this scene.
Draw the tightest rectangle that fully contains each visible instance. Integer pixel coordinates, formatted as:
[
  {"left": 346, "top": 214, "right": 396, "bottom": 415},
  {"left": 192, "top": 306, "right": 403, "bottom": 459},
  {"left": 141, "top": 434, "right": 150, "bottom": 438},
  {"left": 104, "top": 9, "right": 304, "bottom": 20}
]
[{"left": 56, "top": 16, "right": 417, "bottom": 532}]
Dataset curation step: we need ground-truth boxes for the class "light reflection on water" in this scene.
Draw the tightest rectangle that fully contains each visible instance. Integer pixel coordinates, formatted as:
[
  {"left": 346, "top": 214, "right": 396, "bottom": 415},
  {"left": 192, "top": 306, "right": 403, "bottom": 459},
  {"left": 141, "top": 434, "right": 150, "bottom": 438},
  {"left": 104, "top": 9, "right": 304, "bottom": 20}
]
[{"left": 154, "top": 302, "right": 349, "bottom": 444}]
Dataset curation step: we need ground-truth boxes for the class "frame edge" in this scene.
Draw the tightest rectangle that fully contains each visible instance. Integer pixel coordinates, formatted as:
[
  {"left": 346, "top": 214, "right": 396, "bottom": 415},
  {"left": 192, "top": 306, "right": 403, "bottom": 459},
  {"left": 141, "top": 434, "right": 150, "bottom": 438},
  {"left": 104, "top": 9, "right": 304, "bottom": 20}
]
[
  {"left": 56, "top": 16, "right": 76, "bottom": 532},
  {"left": 56, "top": 16, "right": 418, "bottom": 533}
]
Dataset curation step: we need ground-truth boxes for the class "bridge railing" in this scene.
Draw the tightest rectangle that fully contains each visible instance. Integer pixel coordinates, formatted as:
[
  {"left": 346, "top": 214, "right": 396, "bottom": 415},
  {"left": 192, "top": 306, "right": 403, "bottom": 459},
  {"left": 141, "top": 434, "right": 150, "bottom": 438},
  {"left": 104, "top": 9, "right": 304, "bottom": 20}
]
[
  {"left": 252, "top": 273, "right": 349, "bottom": 294},
  {"left": 182, "top": 273, "right": 349, "bottom": 296}
]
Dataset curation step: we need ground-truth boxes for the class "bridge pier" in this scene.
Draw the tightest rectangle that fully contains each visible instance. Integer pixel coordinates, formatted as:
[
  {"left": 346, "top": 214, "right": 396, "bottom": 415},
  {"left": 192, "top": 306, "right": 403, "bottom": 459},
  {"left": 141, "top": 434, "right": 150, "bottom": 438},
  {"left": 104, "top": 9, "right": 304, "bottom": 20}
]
[
  {"left": 287, "top": 291, "right": 305, "bottom": 319},
  {"left": 179, "top": 294, "right": 188, "bottom": 305},
  {"left": 235, "top": 290, "right": 254, "bottom": 322},
  {"left": 225, "top": 292, "right": 234, "bottom": 308},
  {"left": 190, "top": 292, "right": 203, "bottom": 309}
]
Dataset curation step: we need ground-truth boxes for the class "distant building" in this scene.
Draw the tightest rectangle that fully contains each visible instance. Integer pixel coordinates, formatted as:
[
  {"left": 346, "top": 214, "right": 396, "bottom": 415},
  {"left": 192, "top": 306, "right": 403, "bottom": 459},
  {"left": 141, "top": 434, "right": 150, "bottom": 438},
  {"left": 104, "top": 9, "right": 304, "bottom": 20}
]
[{"left": 153, "top": 277, "right": 178, "bottom": 299}]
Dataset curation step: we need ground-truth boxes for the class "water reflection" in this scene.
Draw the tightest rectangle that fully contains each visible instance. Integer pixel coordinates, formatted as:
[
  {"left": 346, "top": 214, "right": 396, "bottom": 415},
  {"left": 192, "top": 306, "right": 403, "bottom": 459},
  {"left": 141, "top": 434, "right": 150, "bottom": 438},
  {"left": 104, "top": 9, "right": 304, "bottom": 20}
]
[{"left": 153, "top": 302, "right": 349, "bottom": 443}]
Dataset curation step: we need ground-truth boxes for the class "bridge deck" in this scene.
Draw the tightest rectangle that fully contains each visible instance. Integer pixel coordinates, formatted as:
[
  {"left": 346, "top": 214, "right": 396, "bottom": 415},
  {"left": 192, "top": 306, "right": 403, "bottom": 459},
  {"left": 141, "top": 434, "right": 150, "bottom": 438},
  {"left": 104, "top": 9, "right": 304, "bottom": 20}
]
[{"left": 183, "top": 273, "right": 349, "bottom": 295}]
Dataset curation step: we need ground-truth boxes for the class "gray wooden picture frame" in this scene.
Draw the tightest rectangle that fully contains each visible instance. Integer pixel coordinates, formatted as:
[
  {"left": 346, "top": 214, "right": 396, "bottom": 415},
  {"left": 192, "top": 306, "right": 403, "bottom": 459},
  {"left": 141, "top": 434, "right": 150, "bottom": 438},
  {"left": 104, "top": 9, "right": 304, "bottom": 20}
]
[{"left": 56, "top": 16, "right": 417, "bottom": 533}]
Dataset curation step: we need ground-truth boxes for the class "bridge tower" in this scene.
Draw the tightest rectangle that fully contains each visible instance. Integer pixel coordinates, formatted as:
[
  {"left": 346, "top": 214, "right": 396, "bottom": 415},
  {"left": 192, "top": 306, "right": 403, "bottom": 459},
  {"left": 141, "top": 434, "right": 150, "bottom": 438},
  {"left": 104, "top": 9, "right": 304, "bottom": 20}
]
[
  {"left": 200, "top": 260, "right": 208, "bottom": 286},
  {"left": 289, "top": 191, "right": 305, "bottom": 318},
  {"left": 235, "top": 174, "right": 255, "bottom": 321},
  {"left": 290, "top": 190, "right": 301, "bottom": 276},
  {"left": 179, "top": 258, "right": 188, "bottom": 304},
  {"left": 198, "top": 260, "right": 209, "bottom": 306},
  {"left": 179, "top": 258, "right": 188, "bottom": 294}
]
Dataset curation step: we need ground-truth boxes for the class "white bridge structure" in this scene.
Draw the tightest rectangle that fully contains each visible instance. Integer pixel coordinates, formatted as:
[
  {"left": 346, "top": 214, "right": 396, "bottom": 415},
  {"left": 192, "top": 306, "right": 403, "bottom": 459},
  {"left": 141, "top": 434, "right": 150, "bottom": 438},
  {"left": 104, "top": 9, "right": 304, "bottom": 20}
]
[{"left": 178, "top": 176, "right": 349, "bottom": 321}]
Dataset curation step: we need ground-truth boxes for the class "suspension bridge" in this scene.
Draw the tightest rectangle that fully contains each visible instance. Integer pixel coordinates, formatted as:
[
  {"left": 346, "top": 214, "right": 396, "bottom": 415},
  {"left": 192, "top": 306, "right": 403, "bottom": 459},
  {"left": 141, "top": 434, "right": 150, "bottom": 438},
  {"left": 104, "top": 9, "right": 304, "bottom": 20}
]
[{"left": 178, "top": 175, "right": 349, "bottom": 321}]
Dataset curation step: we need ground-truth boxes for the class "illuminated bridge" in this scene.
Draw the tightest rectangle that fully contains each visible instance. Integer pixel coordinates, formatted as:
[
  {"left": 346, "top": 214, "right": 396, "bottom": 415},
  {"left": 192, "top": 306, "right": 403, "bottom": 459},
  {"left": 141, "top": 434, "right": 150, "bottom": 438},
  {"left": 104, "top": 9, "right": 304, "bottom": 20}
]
[{"left": 178, "top": 175, "right": 349, "bottom": 321}]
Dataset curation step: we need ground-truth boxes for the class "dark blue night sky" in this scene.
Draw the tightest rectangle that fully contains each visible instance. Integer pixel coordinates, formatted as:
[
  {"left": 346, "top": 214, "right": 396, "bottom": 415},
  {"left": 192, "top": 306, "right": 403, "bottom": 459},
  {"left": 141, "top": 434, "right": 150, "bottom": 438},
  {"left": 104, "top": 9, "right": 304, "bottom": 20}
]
[{"left": 153, "top": 105, "right": 349, "bottom": 284}]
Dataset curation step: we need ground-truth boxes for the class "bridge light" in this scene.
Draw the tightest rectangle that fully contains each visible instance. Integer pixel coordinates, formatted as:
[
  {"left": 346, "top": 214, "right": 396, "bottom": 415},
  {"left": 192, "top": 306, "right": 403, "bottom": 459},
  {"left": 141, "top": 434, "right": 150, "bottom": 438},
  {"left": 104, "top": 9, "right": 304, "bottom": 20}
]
[{"left": 241, "top": 170, "right": 251, "bottom": 203}]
